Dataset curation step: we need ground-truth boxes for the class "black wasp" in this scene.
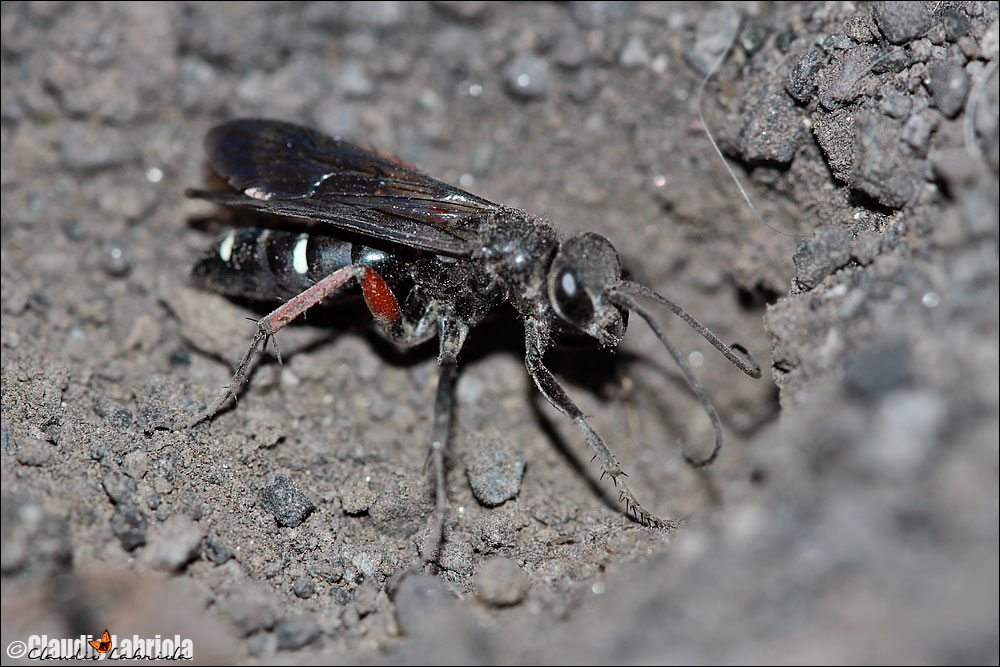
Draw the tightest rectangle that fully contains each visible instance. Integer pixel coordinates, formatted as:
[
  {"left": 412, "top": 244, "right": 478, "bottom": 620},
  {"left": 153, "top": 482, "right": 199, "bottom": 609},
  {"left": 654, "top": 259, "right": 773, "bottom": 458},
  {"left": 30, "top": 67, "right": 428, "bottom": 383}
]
[{"left": 188, "top": 119, "right": 760, "bottom": 554}]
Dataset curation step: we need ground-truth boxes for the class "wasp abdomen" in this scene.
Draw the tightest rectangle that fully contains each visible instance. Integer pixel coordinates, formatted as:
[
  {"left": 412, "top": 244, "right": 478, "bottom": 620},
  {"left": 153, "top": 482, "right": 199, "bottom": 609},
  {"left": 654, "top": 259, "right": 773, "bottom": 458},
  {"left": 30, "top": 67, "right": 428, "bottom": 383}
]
[{"left": 192, "top": 228, "right": 354, "bottom": 301}]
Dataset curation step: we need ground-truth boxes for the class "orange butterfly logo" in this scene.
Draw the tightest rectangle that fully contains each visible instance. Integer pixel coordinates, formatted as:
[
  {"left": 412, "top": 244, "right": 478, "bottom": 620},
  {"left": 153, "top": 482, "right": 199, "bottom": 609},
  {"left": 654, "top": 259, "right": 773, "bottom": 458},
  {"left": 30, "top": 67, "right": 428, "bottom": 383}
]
[{"left": 89, "top": 629, "right": 112, "bottom": 653}]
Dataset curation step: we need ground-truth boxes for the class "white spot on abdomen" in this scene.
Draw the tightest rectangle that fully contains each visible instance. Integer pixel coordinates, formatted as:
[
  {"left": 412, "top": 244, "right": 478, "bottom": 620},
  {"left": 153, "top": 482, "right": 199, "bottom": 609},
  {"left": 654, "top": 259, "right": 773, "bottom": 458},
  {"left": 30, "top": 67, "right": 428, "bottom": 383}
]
[
  {"left": 293, "top": 233, "right": 309, "bottom": 274},
  {"left": 219, "top": 231, "right": 236, "bottom": 262}
]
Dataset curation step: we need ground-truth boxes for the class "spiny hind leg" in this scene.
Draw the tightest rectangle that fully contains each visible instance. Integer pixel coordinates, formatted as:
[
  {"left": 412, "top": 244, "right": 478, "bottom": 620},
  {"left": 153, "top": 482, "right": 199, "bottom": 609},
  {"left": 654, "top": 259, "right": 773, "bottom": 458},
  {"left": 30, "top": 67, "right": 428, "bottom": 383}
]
[
  {"left": 523, "top": 319, "right": 673, "bottom": 529},
  {"left": 192, "top": 265, "right": 363, "bottom": 426}
]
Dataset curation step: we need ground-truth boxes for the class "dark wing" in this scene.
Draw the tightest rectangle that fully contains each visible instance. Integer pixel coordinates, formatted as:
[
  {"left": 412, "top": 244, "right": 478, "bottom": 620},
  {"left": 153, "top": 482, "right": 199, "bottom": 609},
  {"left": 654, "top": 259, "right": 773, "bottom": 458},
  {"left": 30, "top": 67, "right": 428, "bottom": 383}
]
[{"left": 188, "top": 119, "right": 501, "bottom": 257}]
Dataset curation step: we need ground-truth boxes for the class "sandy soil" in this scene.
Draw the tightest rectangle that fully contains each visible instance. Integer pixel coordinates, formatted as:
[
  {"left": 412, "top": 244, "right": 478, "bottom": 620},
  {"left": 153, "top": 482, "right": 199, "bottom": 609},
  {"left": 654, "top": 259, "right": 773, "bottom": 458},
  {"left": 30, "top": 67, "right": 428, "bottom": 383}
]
[{"left": 2, "top": 2, "right": 997, "bottom": 663}]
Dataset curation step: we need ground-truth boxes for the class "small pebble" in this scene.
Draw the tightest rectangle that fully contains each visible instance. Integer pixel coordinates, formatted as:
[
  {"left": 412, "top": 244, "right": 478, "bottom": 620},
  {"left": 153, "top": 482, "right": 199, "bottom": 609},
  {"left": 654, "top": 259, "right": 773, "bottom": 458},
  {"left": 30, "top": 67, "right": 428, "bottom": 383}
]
[
  {"left": 688, "top": 7, "right": 741, "bottom": 76},
  {"left": 465, "top": 436, "right": 525, "bottom": 507},
  {"left": 225, "top": 582, "right": 280, "bottom": 636},
  {"left": 293, "top": 576, "right": 316, "bottom": 599},
  {"left": 877, "top": 87, "right": 911, "bottom": 119},
  {"left": 122, "top": 450, "right": 149, "bottom": 479},
  {"left": 145, "top": 515, "right": 203, "bottom": 571},
  {"left": 15, "top": 436, "right": 51, "bottom": 466},
  {"left": 393, "top": 573, "right": 457, "bottom": 636},
  {"left": 100, "top": 243, "right": 132, "bottom": 277},
  {"left": 111, "top": 506, "right": 148, "bottom": 552},
  {"left": 873, "top": 2, "right": 931, "bottom": 45},
  {"left": 102, "top": 472, "right": 138, "bottom": 506},
  {"left": 902, "top": 110, "right": 938, "bottom": 153},
  {"left": 275, "top": 614, "right": 320, "bottom": 650},
  {"left": 502, "top": 54, "right": 550, "bottom": 100},
  {"left": 619, "top": 35, "right": 649, "bottom": 68},
  {"left": 260, "top": 473, "right": 315, "bottom": 527},
  {"left": 786, "top": 49, "right": 823, "bottom": 104},
  {"left": 475, "top": 557, "right": 529, "bottom": 606},
  {"left": 851, "top": 111, "right": 920, "bottom": 208},
  {"left": 105, "top": 408, "right": 133, "bottom": 430},
  {"left": 203, "top": 536, "right": 234, "bottom": 564},
  {"left": 474, "top": 510, "right": 521, "bottom": 550},
  {"left": 340, "top": 476, "right": 375, "bottom": 515},
  {"left": 793, "top": 227, "right": 852, "bottom": 290},
  {"left": 925, "top": 63, "right": 970, "bottom": 118}
]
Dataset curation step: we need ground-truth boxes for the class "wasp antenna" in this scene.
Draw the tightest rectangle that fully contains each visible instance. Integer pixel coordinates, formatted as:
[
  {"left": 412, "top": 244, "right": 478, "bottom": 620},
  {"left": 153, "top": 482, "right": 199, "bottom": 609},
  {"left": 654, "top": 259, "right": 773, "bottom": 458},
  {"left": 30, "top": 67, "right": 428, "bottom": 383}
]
[
  {"left": 727, "top": 342, "right": 759, "bottom": 377},
  {"left": 608, "top": 284, "right": 754, "bottom": 468},
  {"left": 613, "top": 282, "right": 760, "bottom": 379}
]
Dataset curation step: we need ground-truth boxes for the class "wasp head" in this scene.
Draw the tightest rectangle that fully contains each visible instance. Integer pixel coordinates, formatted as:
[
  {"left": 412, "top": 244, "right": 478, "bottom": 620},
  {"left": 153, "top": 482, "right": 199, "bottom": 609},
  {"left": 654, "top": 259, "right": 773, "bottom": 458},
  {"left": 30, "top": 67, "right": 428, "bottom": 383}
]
[{"left": 547, "top": 232, "right": 629, "bottom": 347}]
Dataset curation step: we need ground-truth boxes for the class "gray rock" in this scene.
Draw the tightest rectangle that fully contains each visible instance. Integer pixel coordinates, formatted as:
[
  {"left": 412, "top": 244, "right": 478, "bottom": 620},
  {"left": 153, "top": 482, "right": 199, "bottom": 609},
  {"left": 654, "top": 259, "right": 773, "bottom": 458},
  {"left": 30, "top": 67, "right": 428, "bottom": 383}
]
[
  {"left": 688, "top": 7, "right": 741, "bottom": 76},
  {"left": 260, "top": 473, "right": 315, "bottom": 527},
  {"left": 502, "top": 54, "right": 550, "bottom": 100},
  {"left": 465, "top": 436, "right": 526, "bottom": 507},
  {"left": 394, "top": 573, "right": 458, "bottom": 636},
  {"left": 15, "top": 436, "right": 51, "bottom": 466},
  {"left": 202, "top": 535, "right": 234, "bottom": 564},
  {"left": 275, "top": 614, "right": 321, "bottom": 650},
  {"left": 786, "top": 49, "right": 824, "bottom": 104},
  {"left": 849, "top": 230, "right": 881, "bottom": 266},
  {"left": 111, "top": 506, "right": 148, "bottom": 551},
  {"left": 851, "top": 111, "right": 921, "bottom": 208},
  {"left": 925, "top": 63, "right": 970, "bottom": 118},
  {"left": 874, "top": 2, "right": 931, "bottom": 44},
  {"left": 474, "top": 509, "right": 521, "bottom": 550},
  {"left": 619, "top": 35, "right": 649, "bottom": 68},
  {"left": 901, "top": 109, "right": 939, "bottom": 154},
  {"left": 340, "top": 476, "right": 375, "bottom": 516},
  {"left": 105, "top": 407, "right": 133, "bottom": 429},
  {"left": 738, "top": 89, "right": 806, "bottom": 165},
  {"left": 818, "top": 45, "right": 878, "bottom": 111},
  {"left": 225, "top": 581, "right": 281, "bottom": 636},
  {"left": 293, "top": 576, "right": 315, "bottom": 599},
  {"left": 877, "top": 87, "right": 911, "bottom": 119},
  {"left": 102, "top": 472, "right": 138, "bottom": 506},
  {"left": 812, "top": 109, "right": 855, "bottom": 182},
  {"left": 368, "top": 477, "right": 430, "bottom": 538},
  {"left": 340, "top": 60, "right": 374, "bottom": 99},
  {"left": 793, "top": 227, "right": 853, "bottom": 289},
  {"left": 475, "top": 557, "right": 529, "bottom": 606},
  {"left": 122, "top": 450, "right": 149, "bottom": 479},
  {"left": 145, "top": 515, "right": 203, "bottom": 571},
  {"left": 939, "top": 8, "right": 972, "bottom": 42}
]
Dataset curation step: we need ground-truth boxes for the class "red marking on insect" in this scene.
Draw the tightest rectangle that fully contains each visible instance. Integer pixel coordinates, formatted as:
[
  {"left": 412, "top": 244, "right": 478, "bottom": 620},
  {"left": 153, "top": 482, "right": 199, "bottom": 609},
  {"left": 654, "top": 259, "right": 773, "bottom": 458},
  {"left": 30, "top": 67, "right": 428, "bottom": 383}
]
[{"left": 360, "top": 268, "right": 401, "bottom": 324}]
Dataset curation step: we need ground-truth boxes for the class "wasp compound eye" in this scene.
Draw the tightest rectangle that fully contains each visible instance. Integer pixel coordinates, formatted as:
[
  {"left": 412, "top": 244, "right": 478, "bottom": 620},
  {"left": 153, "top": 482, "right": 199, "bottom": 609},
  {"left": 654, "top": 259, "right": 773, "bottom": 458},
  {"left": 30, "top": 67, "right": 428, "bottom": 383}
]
[
  {"left": 547, "top": 232, "right": 620, "bottom": 330},
  {"left": 552, "top": 266, "right": 595, "bottom": 326}
]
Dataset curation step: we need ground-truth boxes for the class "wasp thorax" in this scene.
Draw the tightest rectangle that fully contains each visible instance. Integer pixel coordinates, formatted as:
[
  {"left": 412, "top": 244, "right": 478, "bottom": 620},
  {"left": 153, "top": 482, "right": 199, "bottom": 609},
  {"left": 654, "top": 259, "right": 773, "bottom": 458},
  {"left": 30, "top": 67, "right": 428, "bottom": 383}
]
[
  {"left": 548, "top": 233, "right": 627, "bottom": 345},
  {"left": 478, "top": 210, "right": 559, "bottom": 308}
]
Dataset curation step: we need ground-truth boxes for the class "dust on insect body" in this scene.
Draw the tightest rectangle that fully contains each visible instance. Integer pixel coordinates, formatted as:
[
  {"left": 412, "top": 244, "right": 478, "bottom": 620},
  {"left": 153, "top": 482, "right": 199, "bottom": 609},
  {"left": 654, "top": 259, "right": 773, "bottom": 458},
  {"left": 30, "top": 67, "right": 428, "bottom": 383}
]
[{"left": 188, "top": 119, "right": 761, "bottom": 560}]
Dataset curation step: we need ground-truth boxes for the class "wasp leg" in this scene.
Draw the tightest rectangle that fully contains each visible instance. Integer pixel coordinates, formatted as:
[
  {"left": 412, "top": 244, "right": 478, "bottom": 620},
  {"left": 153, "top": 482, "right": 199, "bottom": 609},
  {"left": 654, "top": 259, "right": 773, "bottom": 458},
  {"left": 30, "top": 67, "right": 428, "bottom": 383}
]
[
  {"left": 523, "top": 319, "right": 673, "bottom": 530},
  {"left": 422, "top": 315, "right": 470, "bottom": 563},
  {"left": 192, "top": 265, "right": 365, "bottom": 426}
]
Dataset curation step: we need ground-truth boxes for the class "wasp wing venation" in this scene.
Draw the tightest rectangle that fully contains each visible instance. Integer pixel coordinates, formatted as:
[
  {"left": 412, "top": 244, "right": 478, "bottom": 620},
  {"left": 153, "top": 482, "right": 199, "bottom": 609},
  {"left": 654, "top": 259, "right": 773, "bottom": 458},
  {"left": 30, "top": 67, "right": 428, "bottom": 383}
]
[
  {"left": 204, "top": 119, "right": 498, "bottom": 230},
  {"left": 186, "top": 189, "right": 477, "bottom": 258}
]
